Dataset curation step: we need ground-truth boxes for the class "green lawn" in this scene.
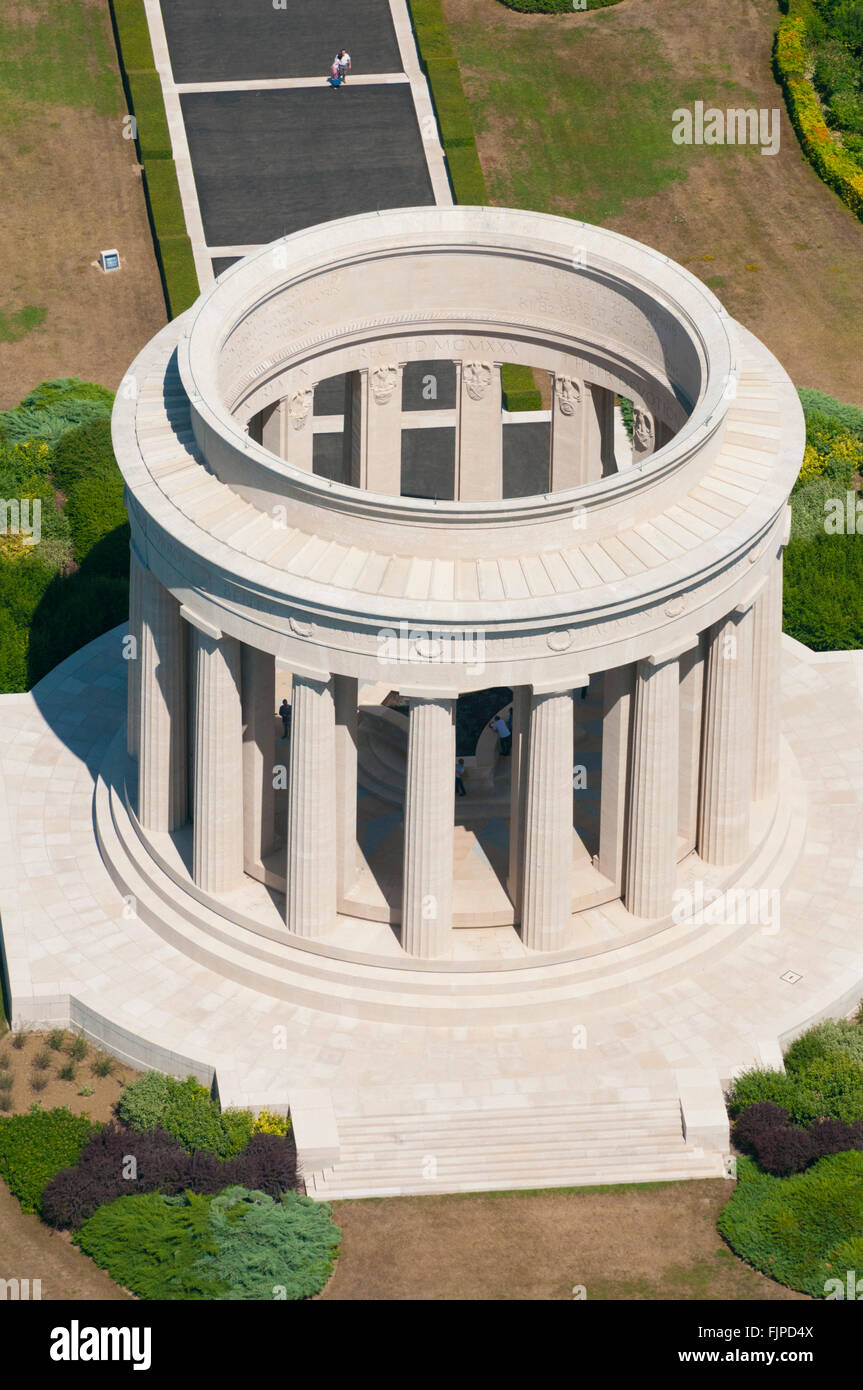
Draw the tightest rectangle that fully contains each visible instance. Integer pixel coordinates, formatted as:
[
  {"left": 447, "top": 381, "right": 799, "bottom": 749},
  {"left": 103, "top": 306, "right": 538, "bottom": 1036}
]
[{"left": 0, "top": 2, "right": 119, "bottom": 131}]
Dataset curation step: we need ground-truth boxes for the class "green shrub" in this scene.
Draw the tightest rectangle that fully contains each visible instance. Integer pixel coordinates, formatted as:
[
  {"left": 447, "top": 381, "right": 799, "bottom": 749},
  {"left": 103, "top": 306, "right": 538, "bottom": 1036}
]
[
  {"left": 75, "top": 1191, "right": 225, "bottom": 1300},
  {"left": 110, "top": 0, "right": 157, "bottom": 73},
  {"left": 64, "top": 470, "right": 128, "bottom": 566},
  {"left": 798, "top": 386, "right": 863, "bottom": 437},
  {"left": 51, "top": 419, "right": 116, "bottom": 494},
  {"left": 158, "top": 235, "right": 200, "bottom": 318},
  {"left": 200, "top": 1187, "right": 341, "bottom": 1301},
  {"left": 0, "top": 380, "right": 112, "bottom": 446},
  {"left": 0, "top": 1107, "right": 98, "bottom": 1213},
  {"left": 30, "top": 1075, "right": 48, "bottom": 1093},
  {"left": 58, "top": 1063, "right": 76, "bottom": 1083},
  {"left": 116, "top": 1072, "right": 255, "bottom": 1158},
  {"left": 91, "top": 1054, "right": 115, "bottom": 1078},
  {"left": 718, "top": 1151, "right": 863, "bottom": 1296},
  {"left": 68, "top": 1036, "right": 88, "bottom": 1061},
  {"left": 32, "top": 1049, "right": 50, "bottom": 1071},
  {"left": 10, "top": 1033, "right": 27, "bottom": 1051},
  {"left": 0, "top": 1073, "right": 12, "bottom": 1091},
  {"left": 789, "top": 1053, "right": 863, "bottom": 1124},
  {"left": 128, "top": 70, "right": 172, "bottom": 161},
  {"left": 26, "top": 565, "right": 130, "bottom": 688},
  {"left": 75, "top": 1186, "right": 341, "bottom": 1300},
  {"left": 726, "top": 1067, "right": 800, "bottom": 1118}
]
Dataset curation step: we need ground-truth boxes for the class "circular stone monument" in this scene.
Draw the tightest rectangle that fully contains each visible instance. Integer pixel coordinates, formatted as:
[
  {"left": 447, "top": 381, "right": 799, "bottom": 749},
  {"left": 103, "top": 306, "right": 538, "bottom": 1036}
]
[{"left": 108, "top": 205, "right": 804, "bottom": 984}]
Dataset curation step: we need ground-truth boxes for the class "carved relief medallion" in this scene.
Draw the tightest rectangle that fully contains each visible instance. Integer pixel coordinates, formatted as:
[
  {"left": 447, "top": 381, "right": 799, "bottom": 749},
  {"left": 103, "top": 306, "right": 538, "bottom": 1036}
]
[
  {"left": 462, "top": 361, "right": 493, "bottom": 401},
  {"left": 370, "top": 364, "right": 400, "bottom": 405},
  {"left": 288, "top": 389, "right": 313, "bottom": 430},
  {"left": 556, "top": 377, "right": 582, "bottom": 417}
]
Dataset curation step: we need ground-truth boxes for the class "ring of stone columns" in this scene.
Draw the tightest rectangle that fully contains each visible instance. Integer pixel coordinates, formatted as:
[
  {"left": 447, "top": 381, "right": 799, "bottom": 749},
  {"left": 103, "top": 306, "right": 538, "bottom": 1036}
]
[{"left": 112, "top": 205, "right": 805, "bottom": 963}]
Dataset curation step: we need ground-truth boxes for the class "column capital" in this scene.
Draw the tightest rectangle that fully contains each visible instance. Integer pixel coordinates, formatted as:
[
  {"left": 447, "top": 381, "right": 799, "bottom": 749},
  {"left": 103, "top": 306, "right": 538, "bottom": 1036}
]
[
  {"left": 399, "top": 684, "right": 460, "bottom": 701},
  {"left": 276, "top": 655, "right": 331, "bottom": 683},
  {"left": 179, "top": 604, "right": 221, "bottom": 640},
  {"left": 531, "top": 675, "right": 589, "bottom": 695},
  {"left": 645, "top": 632, "right": 700, "bottom": 667}
]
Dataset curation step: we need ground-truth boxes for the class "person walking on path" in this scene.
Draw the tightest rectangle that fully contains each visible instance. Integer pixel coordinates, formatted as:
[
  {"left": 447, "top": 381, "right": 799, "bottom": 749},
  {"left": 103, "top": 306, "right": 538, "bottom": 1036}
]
[
  {"left": 279, "top": 698, "right": 290, "bottom": 739},
  {"left": 490, "top": 713, "right": 511, "bottom": 757},
  {"left": 328, "top": 58, "right": 342, "bottom": 87},
  {"left": 455, "top": 757, "right": 467, "bottom": 797},
  {"left": 336, "top": 49, "right": 351, "bottom": 83}
]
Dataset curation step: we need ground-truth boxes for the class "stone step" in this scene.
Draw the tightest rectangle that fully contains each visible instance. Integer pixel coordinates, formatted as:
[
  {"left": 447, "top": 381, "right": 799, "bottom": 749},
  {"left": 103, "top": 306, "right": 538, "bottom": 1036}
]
[{"left": 307, "top": 1158, "right": 726, "bottom": 1200}]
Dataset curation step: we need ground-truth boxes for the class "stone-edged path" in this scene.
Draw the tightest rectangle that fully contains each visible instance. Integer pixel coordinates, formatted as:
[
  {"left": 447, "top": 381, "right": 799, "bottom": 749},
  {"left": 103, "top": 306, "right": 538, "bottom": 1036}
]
[{"left": 144, "top": 0, "right": 449, "bottom": 289}]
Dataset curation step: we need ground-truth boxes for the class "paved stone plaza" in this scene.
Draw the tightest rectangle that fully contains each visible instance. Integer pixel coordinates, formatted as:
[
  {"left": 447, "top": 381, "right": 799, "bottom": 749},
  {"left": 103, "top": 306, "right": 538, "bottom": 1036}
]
[
  {"left": 2, "top": 1, "right": 862, "bottom": 1201},
  {"left": 2, "top": 627, "right": 863, "bottom": 1191}
]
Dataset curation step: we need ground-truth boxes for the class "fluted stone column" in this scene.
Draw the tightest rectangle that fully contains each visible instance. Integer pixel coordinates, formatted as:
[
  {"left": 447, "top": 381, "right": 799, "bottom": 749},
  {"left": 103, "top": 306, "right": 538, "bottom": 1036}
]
[
  {"left": 678, "top": 638, "right": 705, "bottom": 846},
  {"left": 625, "top": 656, "right": 680, "bottom": 919},
  {"left": 520, "top": 689, "right": 574, "bottom": 951},
  {"left": 285, "top": 387, "right": 314, "bottom": 472},
  {"left": 401, "top": 696, "right": 455, "bottom": 958},
  {"left": 126, "top": 548, "right": 144, "bottom": 758},
  {"left": 285, "top": 673, "right": 337, "bottom": 936},
  {"left": 592, "top": 384, "right": 618, "bottom": 477},
  {"left": 698, "top": 607, "right": 754, "bottom": 864},
  {"left": 343, "top": 366, "right": 404, "bottom": 494},
  {"left": 241, "top": 645, "right": 276, "bottom": 871},
  {"left": 632, "top": 406, "right": 656, "bottom": 463},
  {"left": 138, "top": 567, "right": 187, "bottom": 832},
  {"left": 597, "top": 663, "right": 634, "bottom": 893},
  {"left": 260, "top": 399, "right": 287, "bottom": 460},
  {"left": 752, "top": 554, "right": 783, "bottom": 801},
  {"left": 334, "top": 674, "right": 359, "bottom": 900},
  {"left": 455, "top": 360, "right": 502, "bottom": 501},
  {"left": 192, "top": 627, "right": 244, "bottom": 893},
  {"left": 506, "top": 684, "right": 531, "bottom": 912},
  {"left": 550, "top": 379, "right": 617, "bottom": 489}
]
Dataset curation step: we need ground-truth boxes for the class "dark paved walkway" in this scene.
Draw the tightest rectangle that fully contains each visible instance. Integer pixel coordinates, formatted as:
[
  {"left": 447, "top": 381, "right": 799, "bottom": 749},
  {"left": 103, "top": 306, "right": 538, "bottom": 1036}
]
[
  {"left": 155, "top": 0, "right": 547, "bottom": 497},
  {"left": 161, "top": 0, "right": 402, "bottom": 83},
  {"left": 181, "top": 85, "right": 433, "bottom": 246}
]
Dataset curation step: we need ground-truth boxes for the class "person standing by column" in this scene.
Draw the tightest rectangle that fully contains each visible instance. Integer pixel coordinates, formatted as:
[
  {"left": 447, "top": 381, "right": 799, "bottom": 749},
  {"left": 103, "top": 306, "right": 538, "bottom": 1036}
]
[
  {"left": 490, "top": 712, "right": 511, "bottom": 757},
  {"left": 279, "top": 697, "right": 290, "bottom": 739},
  {"left": 455, "top": 756, "right": 467, "bottom": 797}
]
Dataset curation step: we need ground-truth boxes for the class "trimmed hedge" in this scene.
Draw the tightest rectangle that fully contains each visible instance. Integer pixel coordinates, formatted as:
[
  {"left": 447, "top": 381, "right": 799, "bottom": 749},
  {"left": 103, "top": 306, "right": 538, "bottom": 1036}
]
[
  {"left": 423, "top": 58, "right": 477, "bottom": 149},
  {"left": 444, "top": 144, "right": 488, "bottom": 203},
  {"left": 501, "top": 363, "right": 542, "bottom": 411},
  {"left": 143, "top": 159, "right": 188, "bottom": 241},
  {"left": 127, "top": 70, "right": 173, "bottom": 162},
  {"left": 110, "top": 0, "right": 157, "bottom": 72},
  {"left": 108, "top": 0, "right": 201, "bottom": 319},
  {"left": 774, "top": 12, "right": 863, "bottom": 221},
  {"left": 157, "top": 235, "right": 200, "bottom": 318},
  {"left": 409, "top": 0, "right": 456, "bottom": 63},
  {"left": 0, "top": 1107, "right": 99, "bottom": 1214}
]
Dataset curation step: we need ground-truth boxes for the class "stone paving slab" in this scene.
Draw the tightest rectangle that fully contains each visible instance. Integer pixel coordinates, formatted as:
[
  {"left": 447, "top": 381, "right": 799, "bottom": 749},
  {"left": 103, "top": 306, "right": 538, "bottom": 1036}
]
[
  {"left": 180, "top": 85, "right": 435, "bottom": 245},
  {"left": 2, "top": 629, "right": 863, "bottom": 1122},
  {"left": 160, "top": 0, "right": 402, "bottom": 84}
]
